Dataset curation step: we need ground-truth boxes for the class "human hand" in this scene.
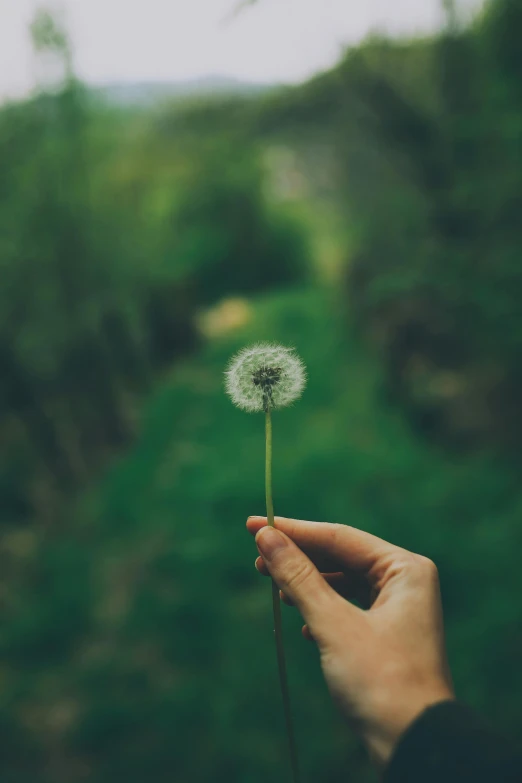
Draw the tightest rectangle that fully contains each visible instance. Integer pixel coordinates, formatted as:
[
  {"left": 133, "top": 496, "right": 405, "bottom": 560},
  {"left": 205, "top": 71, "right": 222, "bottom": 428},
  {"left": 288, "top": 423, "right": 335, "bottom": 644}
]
[{"left": 247, "top": 516, "right": 455, "bottom": 768}]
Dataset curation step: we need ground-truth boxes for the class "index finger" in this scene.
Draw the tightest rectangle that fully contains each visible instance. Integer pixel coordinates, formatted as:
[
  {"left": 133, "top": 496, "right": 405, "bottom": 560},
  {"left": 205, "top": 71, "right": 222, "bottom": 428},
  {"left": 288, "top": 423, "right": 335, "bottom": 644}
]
[{"left": 247, "top": 516, "right": 400, "bottom": 576}]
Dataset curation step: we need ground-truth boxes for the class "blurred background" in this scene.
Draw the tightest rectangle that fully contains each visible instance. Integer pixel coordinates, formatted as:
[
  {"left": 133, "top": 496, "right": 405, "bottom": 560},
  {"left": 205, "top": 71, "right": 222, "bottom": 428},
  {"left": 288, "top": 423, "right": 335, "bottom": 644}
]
[{"left": 1, "top": 0, "right": 522, "bottom": 781}]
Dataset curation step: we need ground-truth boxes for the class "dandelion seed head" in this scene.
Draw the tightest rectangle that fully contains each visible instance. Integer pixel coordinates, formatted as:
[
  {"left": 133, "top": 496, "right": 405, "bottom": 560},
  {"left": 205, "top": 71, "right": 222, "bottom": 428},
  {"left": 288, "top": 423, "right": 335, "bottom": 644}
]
[{"left": 225, "top": 343, "right": 306, "bottom": 413}]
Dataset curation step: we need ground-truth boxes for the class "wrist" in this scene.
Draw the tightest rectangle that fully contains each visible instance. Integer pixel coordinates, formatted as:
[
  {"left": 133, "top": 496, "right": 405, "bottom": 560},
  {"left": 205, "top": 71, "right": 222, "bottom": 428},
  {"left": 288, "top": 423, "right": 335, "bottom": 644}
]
[{"left": 364, "top": 686, "right": 456, "bottom": 768}]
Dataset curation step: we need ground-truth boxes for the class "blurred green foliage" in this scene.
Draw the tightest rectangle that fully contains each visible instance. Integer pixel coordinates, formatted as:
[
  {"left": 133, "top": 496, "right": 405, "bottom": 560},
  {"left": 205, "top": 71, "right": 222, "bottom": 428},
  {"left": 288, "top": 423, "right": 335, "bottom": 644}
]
[{"left": 1, "top": 2, "right": 522, "bottom": 782}]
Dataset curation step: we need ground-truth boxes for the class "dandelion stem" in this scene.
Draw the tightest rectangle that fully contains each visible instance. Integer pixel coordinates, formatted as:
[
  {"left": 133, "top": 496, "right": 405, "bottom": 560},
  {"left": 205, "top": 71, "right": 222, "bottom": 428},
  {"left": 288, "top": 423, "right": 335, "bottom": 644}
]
[
  {"left": 265, "top": 409, "right": 301, "bottom": 783},
  {"left": 265, "top": 408, "right": 275, "bottom": 527}
]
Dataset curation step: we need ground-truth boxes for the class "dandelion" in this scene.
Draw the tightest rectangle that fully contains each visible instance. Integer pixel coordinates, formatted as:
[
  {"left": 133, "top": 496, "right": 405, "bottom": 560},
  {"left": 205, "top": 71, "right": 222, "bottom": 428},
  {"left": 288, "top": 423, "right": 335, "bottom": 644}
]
[
  {"left": 225, "top": 343, "right": 306, "bottom": 413},
  {"left": 225, "top": 343, "right": 306, "bottom": 783}
]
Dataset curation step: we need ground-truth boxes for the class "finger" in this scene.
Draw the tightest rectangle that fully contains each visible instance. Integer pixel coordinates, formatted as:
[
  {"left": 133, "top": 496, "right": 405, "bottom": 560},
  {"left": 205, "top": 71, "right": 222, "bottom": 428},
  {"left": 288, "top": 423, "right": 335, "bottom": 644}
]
[
  {"left": 250, "top": 521, "right": 339, "bottom": 573},
  {"left": 257, "top": 556, "right": 372, "bottom": 608},
  {"left": 255, "top": 556, "right": 267, "bottom": 574},
  {"left": 279, "top": 572, "right": 372, "bottom": 609},
  {"left": 302, "top": 624, "right": 314, "bottom": 642},
  {"left": 255, "top": 526, "right": 362, "bottom": 640},
  {"left": 248, "top": 516, "right": 399, "bottom": 579},
  {"left": 280, "top": 589, "right": 293, "bottom": 607}
]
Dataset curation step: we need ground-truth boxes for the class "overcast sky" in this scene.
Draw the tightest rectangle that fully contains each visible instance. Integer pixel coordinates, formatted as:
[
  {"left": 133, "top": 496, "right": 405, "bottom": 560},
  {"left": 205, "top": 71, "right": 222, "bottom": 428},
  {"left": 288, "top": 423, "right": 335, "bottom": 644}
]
[{"left": 0, "top": 0, "right": 484, "bottom": 101}]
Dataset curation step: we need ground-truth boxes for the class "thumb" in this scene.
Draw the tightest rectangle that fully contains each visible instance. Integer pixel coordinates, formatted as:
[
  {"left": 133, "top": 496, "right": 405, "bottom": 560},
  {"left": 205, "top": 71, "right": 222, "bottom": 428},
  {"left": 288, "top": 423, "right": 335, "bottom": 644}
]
[{"left": 256, "top": 526, "right": 356, "bottom": 642}]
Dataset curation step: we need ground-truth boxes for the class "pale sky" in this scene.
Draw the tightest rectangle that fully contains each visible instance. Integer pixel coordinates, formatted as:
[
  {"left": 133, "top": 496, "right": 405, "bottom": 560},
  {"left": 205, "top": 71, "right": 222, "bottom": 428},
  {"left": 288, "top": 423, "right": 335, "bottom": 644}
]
[{"left": 0, "top": 0, "right": 484, "bottom": 101}]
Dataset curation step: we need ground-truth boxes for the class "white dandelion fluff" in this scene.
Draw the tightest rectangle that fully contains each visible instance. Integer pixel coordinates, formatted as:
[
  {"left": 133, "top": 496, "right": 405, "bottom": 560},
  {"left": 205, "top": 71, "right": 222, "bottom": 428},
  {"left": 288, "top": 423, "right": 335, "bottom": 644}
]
[{"left": 225, "top": 343, "right": 306, "bottom": 413}]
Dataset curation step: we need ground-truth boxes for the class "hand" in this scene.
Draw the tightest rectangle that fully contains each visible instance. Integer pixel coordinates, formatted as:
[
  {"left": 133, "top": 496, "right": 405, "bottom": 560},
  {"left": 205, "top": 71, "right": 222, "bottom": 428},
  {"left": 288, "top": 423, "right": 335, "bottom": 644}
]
[{"left": 247, "top": 516, "right": 455, "bottom": 768}]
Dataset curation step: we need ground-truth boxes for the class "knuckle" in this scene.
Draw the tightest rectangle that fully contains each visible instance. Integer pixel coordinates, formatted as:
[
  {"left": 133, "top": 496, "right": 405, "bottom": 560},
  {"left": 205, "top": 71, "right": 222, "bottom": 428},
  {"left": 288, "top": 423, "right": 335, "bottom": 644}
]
[
  {"left": 416, "top": 554, "right": 439, "bottom": 580},
  {"left": 392, "top": 550, "right": 417, "bottom": 570},
  {"left": 285, "top": 559, "right": 316, "bottom": 593}
]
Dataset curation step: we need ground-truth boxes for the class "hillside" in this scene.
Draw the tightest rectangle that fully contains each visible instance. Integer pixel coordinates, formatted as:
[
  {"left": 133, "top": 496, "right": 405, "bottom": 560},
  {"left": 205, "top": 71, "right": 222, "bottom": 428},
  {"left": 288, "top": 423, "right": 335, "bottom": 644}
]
[{"left": 92, "top": 76, "right": 275, "bottom": 107}]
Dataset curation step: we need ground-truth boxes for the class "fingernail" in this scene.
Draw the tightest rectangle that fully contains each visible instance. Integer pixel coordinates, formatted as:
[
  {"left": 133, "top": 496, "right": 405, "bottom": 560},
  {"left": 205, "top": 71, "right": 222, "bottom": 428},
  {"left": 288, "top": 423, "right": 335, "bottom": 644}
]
[
  {"left": 247, "top": 515, "right": 265, "bottom": 521},
  {"left": 256, "top": 527, "right": 287, "bottom": 560}
]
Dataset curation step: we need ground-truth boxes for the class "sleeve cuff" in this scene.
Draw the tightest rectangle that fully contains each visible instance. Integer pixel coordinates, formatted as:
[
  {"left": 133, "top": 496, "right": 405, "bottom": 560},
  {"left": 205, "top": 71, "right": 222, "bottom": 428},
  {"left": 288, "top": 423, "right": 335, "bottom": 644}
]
[{"left": 383, "top": 700, "right": 522, "bottom": 783}]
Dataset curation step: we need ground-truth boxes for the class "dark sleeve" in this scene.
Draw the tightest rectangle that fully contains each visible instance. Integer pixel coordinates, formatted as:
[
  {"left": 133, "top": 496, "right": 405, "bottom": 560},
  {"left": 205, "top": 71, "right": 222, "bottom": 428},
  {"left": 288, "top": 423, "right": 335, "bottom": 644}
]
[{"left": 384, "top": 700, "right": 522, "bottom": 783}]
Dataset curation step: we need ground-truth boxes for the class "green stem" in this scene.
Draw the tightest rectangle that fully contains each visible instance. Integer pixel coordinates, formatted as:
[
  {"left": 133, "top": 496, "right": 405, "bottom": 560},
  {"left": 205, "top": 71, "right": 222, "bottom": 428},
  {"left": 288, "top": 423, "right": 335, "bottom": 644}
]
[{"left": 265, "top": 409, "right": 301, "bottom": 783}]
